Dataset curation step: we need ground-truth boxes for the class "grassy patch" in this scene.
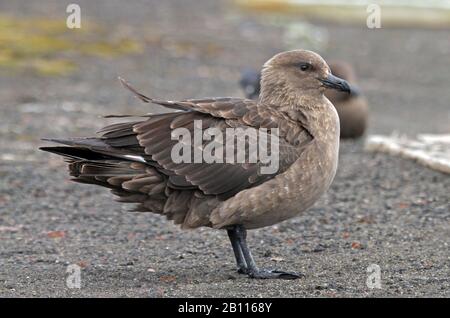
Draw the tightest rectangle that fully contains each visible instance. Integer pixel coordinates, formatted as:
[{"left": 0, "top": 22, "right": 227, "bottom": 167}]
[{"left": 0, "top": 15, "right": 143, "bottom": 76}]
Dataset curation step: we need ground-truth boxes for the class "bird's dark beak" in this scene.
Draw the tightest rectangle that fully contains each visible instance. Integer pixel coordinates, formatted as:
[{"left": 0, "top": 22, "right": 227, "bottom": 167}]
[
  {"left": 349, "top": 84, "right": 361, "bottom": 97},
  {"left": 318, "top": 73, "right": 351, "bottom": 94}
]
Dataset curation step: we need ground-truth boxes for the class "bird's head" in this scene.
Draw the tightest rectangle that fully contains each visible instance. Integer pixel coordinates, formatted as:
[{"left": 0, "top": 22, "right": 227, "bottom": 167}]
[{"left": 260, "top": 50, "right": 351, "bottom": 104}]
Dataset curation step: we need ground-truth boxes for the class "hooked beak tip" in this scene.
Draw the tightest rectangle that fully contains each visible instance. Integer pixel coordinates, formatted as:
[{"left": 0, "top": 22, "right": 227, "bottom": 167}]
[{"left": 319, "top": 73, "right": 351, "bottom": 94}]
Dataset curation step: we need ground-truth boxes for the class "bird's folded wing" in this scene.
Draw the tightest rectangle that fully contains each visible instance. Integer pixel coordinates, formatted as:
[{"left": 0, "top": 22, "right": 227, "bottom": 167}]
[{"left": 97, "top": 96, "right": 311, "bottom": 200}]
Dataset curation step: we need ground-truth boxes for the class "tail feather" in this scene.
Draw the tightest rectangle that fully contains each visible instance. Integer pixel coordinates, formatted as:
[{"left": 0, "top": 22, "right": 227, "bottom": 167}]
[
  {"left": 41, "top": 137, "right": 110, "bottom": 149},
  {"left": 40, "top": 136, "right": 145, "bottom": 163},
  {"left": 39, "top": 146, "right": 109, "bottom": 161},
  {"left": 39, "top": 112, "right": 198, "bottom": 225}
]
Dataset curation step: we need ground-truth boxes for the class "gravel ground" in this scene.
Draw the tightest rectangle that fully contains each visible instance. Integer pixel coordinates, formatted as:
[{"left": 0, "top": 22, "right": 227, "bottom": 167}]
[{"left": 0, "top": 0, "right": 449, "bottom": 297}]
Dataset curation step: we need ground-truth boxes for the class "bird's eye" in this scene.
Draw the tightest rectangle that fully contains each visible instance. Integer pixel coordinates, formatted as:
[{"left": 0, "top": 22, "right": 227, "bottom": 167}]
[{"left": 299, "top": 63, "right": 311, "bottom": 71}]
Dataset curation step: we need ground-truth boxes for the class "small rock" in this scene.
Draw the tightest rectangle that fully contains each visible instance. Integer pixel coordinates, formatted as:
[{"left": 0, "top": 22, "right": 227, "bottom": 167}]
[
  {"left": 46, "top": 231, "right": 66, "bottom": 239},
  {"left": 351, "top": 242, "right": 363, "bottom": 249},
  {"left": 315, "top": 284, "right": 328, "bottom": 290},
  {"left": 263, "top": 250, "right": 272, "bottom": 257}
]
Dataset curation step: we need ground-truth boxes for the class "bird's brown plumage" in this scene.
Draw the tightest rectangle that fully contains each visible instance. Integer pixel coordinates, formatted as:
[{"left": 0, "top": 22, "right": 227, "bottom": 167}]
[{"left": 41, "top": 50, "right": 343, "bottom": 230}]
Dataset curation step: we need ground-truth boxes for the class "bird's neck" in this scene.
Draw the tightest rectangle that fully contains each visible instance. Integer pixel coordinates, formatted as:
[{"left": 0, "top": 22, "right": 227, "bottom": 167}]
[
  {"left": 261, "top": 91, "right": 339, "bottom": 142},
  {"left": 259, "top": 72, "right": 322, "bottom": 110},
  {"left": 260, "top": 83, "right": 325, "bottom": 122}
]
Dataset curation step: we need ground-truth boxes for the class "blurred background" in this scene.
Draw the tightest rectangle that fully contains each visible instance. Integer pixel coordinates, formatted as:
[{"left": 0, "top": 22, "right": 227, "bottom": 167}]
[{"left": 0, "top": 0, "right": 449, "bottom": 297}]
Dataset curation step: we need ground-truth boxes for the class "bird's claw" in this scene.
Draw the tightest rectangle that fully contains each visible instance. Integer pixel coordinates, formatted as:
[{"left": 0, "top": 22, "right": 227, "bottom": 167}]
[{"left": 237, "top": 267, "right": 249, "bottom": 275}]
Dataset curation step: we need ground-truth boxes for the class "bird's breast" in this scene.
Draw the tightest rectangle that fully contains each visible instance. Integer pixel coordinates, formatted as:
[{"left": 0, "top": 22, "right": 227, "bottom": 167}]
[{"left": 211, "top": 105, "right": 340, "bottom": 230}]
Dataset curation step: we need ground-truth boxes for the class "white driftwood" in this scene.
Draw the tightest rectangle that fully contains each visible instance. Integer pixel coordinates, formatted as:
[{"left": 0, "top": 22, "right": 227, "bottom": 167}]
[{"left": 365, "top": 133, "right": 450, "bottom": 174}]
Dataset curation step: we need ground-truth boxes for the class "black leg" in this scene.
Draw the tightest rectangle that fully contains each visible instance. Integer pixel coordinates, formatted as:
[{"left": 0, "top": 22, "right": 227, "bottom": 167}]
[
  {"left": 234, "top": 225, "right": 304, "bottom": 280},
  {"left": 227, "top": 228, "right": 248, "bottom": 273}
]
